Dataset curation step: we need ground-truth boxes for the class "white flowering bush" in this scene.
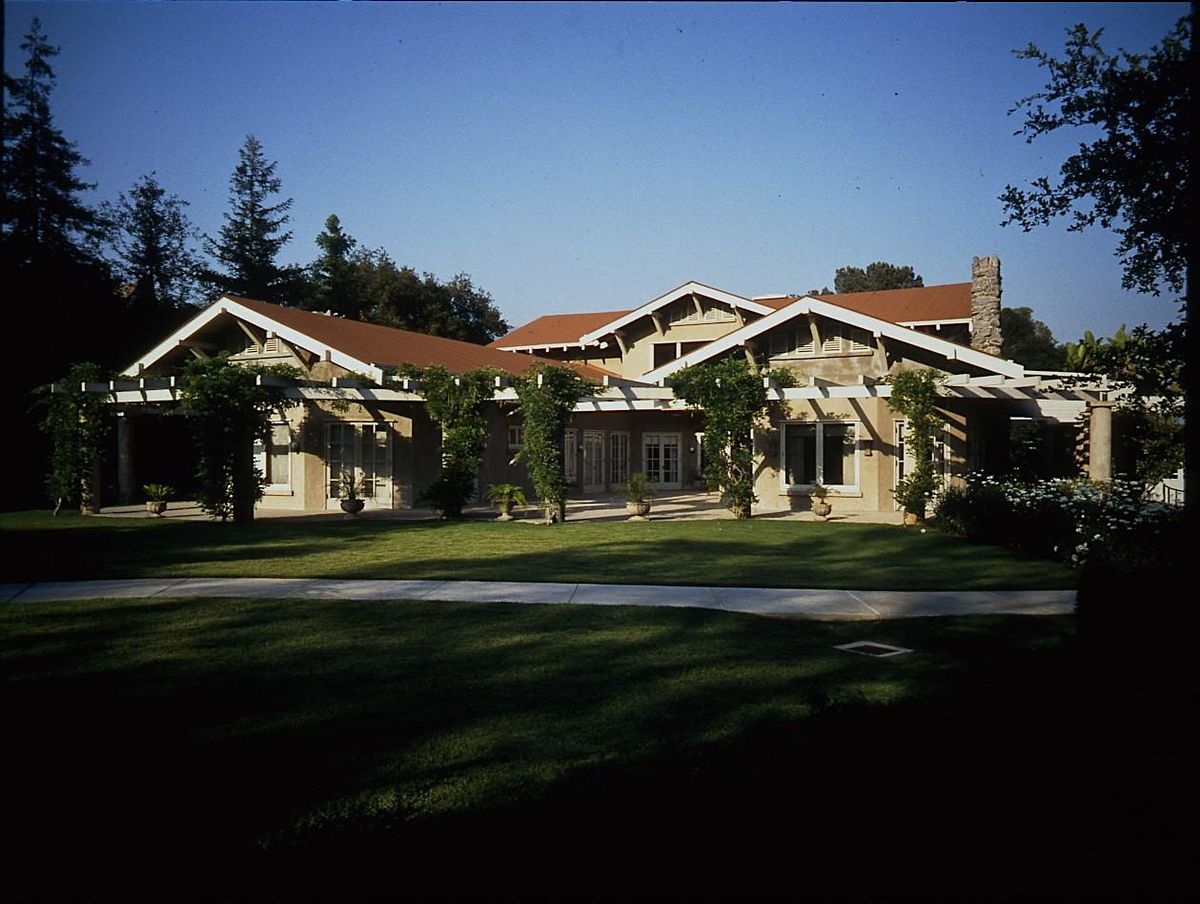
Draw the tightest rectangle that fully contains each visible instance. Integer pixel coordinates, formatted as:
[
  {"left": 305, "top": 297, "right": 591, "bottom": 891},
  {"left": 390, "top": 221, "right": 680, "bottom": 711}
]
[{"left": 934, "top": 473, "right": 1182, "bottom": 567}]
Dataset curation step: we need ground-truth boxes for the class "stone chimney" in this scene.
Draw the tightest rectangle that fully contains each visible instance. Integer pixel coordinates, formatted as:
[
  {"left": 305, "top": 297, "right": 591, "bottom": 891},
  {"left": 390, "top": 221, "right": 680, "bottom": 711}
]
[{"left": 970, "top": 255, "right": 1002, "bottom": 356}]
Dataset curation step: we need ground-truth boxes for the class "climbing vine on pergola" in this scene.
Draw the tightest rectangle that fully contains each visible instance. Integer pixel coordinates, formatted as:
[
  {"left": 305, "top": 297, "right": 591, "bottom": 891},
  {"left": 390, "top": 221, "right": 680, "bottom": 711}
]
[{"left": 513, "top": 364, "right": 598, "bottom": 523}]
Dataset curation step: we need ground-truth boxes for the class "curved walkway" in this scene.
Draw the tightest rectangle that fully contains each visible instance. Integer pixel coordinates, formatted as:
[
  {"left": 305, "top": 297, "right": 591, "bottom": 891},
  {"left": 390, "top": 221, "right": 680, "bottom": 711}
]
[{"left": 1, "top": 578, "right": 1076, "bottom": 619}]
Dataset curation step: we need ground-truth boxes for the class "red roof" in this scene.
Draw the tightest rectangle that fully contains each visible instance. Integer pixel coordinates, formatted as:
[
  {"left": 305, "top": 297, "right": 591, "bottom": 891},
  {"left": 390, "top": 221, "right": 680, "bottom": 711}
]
[
  {"left": 488, "top": 310, "right": 631, "bottom": 349},
  {"left": 811, "top": 283, "right": 971, "bottom": 324},
  {"left": 227, "top": 297, "right": 615, "bottom": 380}
]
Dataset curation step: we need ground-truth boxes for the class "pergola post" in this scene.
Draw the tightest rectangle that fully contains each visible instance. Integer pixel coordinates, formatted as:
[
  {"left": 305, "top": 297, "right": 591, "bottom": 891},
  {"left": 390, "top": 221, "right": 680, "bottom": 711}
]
[{"left": 1087, "top": 400, "right": 1115, "bottom": 482}]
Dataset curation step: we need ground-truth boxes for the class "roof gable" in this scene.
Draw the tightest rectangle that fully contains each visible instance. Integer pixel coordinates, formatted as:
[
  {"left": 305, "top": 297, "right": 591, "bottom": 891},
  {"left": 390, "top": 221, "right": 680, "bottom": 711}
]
[
  {"left": 577, "top": 281, "right": 778, "bottom": 345},
  {"left": 641, "top": 294, "right": 1022, "bottom": 382},
  {"left": 125, "top": 296, "right": 615, "bottom": 381}
]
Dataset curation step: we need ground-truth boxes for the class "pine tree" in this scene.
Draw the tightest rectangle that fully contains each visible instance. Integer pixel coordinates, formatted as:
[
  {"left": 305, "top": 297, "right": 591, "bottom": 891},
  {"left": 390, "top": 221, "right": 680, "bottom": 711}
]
[
  {"left": 101, "top": 173, "right": 202, "bottom": 309},
  {"left": 305, "top": 214, "right": 365, "bottom": 318},
  {"left": 1, "top": 17, "right": 104, "bottom": 269},
  {"left": 202, "top": 135, "right": 300, "bottom": 303}
]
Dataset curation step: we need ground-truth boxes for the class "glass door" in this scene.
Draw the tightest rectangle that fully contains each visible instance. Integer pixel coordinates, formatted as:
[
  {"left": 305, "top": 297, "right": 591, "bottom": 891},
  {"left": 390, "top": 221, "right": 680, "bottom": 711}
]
[
  {"left": 327, "top": 423, "right": 392, "bottom": 509},
  {"left": 642, "top": 433, "right": 681, "bottom": 489},
  {"left": 582, "top": 431, "right": 605, "bottom": 493}
]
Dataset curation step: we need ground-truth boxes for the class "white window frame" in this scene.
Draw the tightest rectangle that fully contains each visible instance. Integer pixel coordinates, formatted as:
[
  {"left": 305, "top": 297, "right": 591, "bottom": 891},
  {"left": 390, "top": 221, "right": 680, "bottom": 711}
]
[
  {"left": 609, "top": 431, "right": 630, "bottom": 487},
  {"left": 894, "top": 419, "right": 949, "bottom": 509},
  {"left": 254, "top": 421, "right": 293, "bottom": 494},
  {"left": 779, "top": 420, "right": 861, "bottom": 493},
  {"left": 507, "top": 424, "right": 525, "bottom": 450}
]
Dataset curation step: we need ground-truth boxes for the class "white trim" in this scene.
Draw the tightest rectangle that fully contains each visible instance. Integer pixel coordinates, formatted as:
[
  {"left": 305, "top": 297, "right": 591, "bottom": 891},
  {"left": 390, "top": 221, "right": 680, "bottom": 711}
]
[
  {"left": 577, "top": 281, "right": 775, "bottom": 345},
  {"left": 123, "top": 296, "right": 385, "bottom": 383},
  {"left": 641, "top": 296, "right": 1024, "bottom": 383},
  {"left": 896, "top": 318, "right": 973, "bottom": 329}
]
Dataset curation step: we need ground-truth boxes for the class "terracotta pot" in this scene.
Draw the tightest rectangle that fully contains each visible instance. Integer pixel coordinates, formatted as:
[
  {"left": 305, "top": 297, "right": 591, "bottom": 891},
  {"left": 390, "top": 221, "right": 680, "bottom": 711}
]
[
  {"left": 811, "top": 500, "right": 832, "bottom": 519},
  {"left": 903, "top": 511, "right": 922, "bottom": 526},
  {"left": 146, "top": 500, "right": 167, "bottom": 516}
]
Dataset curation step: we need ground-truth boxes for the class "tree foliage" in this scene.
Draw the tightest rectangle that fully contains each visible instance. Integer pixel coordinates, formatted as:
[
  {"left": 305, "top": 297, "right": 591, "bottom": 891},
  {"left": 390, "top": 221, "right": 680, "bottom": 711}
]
[
  {"left": 37, "top": 362, "right": 111, "bottom": 515},
  {"left": 889, "top": 369, "right": 944, "bottom": 518},
  {"left": 832, "top": 262, "right": 924, "bottom": 294},
  {"left": 1000, "top": 306, "right": 1066, "bottom": 370},
  {"left": 101, "top": 173, "right": 202, "bottom": 309},
  {"left": 1, "top": 18, "right": 105, "bottom": 270},
  {"left": 178, "top": 355, "right": 298, "bottom": 523},
  {"left": 1000, "top": 16, "right": 1191, "bottom": 298},
  {"left": 512, "top": 365, "right": 598, "bottom": 523},
  {"left": 304, "top": 214, "right": 366, "bottom": 319},
  {"left": 202, "top": 135, "right": 302, "bottom": 303},
  {"left": 672, "top": 357, "right": 783, "bottom": 518},
  {"left": 412, "top": 365, "right": 502, "bottom": 517}
]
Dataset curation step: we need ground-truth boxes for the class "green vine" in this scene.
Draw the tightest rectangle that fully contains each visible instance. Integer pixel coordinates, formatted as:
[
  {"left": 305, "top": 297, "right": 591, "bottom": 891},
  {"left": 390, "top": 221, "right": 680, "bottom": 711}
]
[
  {"left": 178, "top": 354, "right": 299, "bottom": 523},
  {"left": 672, "top": 358, "right": 792, "bottom": 518},
  {"left": 411, "top": 365, "right": 502, "bottom": 517},
  {"left": 37, "top": 362, "right": 112, "bottom": 515},
  {"left": 513, "top": 364, "right": 598, "bottom": 523},
  {"left": 888, "top": 368, "right": 944, "bottom": 518}
]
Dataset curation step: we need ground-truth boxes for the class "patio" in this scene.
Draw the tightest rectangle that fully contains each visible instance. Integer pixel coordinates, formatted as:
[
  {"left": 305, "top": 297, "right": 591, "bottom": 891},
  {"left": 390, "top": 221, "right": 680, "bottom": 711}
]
[{"left": 97, "top": 491, "right": 905, "bottom": 525}]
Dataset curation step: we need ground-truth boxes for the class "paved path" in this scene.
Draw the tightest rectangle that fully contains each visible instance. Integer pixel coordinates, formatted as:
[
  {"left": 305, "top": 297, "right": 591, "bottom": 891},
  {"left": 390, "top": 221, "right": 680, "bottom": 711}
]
[{"left": 0, "top": 578, "right": 1075, "bottom": 619}]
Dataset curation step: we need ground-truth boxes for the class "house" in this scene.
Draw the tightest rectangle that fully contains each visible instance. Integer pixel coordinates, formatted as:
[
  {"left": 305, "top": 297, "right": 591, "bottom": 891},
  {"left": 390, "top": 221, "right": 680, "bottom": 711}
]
[{"left": 95, "top": 256, "right": 1115, "bottom": 515}]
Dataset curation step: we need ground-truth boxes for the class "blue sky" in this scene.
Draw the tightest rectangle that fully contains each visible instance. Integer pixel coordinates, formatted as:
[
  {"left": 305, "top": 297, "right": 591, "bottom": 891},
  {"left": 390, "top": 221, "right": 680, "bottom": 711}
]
[{"left": 4, "top": 1, "right": 1188, "bottom": 343}]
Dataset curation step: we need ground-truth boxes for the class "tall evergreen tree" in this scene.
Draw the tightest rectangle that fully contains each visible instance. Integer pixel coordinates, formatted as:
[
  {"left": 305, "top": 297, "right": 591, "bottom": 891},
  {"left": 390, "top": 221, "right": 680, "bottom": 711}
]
[
  {"left": 202, "top": 135, "right": 300, "bottom": 303},
  {"left": 1, "top": 17, "right": 104, "bottom": 269},
  {"left": 101, "top": 173, "right": 202, "bottom": 309},
  {"left": 305, "top": 214, "right": 365, "bottom": 318}
]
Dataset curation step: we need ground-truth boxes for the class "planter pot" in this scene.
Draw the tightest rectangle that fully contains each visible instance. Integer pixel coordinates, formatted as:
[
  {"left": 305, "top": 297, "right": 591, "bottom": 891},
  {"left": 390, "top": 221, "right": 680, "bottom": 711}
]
[
  {"left": 496, "top": 503, "right": 514, "bottom": 521},
  {"left": 811, "top": 501, "right": 832, "bottom": 519},
  {"left": 146, "top": 500, "right": 167, "bottom": 516},
  {"left": 903, "top": 511, "right": 922, "bottom": 526},
  {"left": 340, "top": 498, "right": 365, "bottom": 517},
  {"left": 626, "top": 500, "right": 652, "bottom": 521}
]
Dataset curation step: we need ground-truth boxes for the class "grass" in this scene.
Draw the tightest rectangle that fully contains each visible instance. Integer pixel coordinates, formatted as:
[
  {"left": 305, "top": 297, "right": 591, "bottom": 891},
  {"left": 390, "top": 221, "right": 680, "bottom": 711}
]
[
  {"left": 3, "top": 595, "right": 1193, "bottom": 896},
  {"left": 1, "top": 509, "right": 1075, "bottom": 589}
]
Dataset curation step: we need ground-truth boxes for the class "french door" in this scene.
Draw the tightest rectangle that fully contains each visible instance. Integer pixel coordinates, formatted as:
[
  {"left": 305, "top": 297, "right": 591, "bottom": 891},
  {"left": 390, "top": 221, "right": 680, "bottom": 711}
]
[
  {"left": 643, "top": 433, "right": 681, "bottom": 489},
  {"left": 581, "top": 431, "right": 605, "bottom": 493},
  {"left": 327, "top": 423, "right": 392, "bottom": 508}
]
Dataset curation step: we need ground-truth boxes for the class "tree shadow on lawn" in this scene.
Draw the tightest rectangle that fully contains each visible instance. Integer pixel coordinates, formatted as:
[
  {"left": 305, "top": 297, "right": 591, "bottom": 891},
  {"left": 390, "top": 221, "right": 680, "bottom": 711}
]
[{"left": 8, "top": 597, "right": 1186, "bottom": 896}]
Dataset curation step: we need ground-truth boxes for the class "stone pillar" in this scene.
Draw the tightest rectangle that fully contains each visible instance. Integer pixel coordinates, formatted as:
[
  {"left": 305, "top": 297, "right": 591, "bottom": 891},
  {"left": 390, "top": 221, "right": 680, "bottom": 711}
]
[
  {"left": 1087, "top": 400, "right": 1115, "bottom": 482},
  {"left": 970, "top": 255, "right": 1003, "bottom": 356},
  {"left": 117, "top": 413, "right": 135, "bottom": 505}
]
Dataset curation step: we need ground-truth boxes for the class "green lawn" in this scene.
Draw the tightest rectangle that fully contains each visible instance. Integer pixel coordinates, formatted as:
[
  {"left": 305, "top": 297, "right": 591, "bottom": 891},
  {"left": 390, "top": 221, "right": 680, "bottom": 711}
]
[
  {"left": 3, "top": 595, "right": 1193, "bottom": 896},
  {"left": 1, "top": 510, "right": 1075, "bottom": 589}
]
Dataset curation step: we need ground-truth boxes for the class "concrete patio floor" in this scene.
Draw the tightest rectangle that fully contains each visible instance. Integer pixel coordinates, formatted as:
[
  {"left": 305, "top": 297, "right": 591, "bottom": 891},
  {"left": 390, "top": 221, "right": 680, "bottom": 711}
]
[{"left": 96, "top": 491, "right": 906, "bottom": 525}]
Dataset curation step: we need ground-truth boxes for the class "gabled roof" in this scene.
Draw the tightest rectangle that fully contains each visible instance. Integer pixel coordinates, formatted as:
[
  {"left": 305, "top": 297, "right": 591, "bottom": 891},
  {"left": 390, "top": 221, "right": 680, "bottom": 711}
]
[
  {"left": 488, "top": 309, "right": 631, "bottom": 350},
  {"left": 577, "top": 281, "right": 779, "bottom": 345},
  {"left": 125, "top": 296, "right": 615, "bottom": 381},
  {"left": 641, "top": 294, "right": 1022, "bottom": 383}
]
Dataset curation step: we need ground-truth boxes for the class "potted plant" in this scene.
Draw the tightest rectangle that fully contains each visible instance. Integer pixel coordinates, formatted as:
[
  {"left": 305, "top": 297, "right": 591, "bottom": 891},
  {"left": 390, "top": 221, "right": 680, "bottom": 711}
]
[
  {"left": 486, "top": 483, "right": 527, "bottom": 521},
  {"left": 894, "top": 472, "right": 934, "bottom": 525},
  {"left": 339, "top": 469, "right": 365, "bottom": 516},
  {"left": 810, "top": 483, "right": 832, "bottom": 519},
  {"left": 619, "top": 472, "right": 656, "bottom": 521},
  {"left": 143, "top": 483, "right": 173, "bottom": 516}
]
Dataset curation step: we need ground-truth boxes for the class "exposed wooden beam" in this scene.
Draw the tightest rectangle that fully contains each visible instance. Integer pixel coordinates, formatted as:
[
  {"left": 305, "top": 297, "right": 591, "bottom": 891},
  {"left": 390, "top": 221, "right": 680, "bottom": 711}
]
[
  {"left": 650, "top": 310, "right": 665, "bottom": 336},
  {"left": 235, "top": 321, "right": 261, "bottom": 348}
]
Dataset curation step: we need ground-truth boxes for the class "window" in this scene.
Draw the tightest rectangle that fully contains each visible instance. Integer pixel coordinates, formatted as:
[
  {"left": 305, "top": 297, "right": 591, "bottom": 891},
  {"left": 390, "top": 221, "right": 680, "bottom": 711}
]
[
  {"left": 253, "top": 422, "right": 292, "bottom": 492},
  {"left": 894, "top": 420, "right": 948, "bottom": 508},
  {"left": 507, "top": 424, "right": 525, "bottom": 449},
  {"left": 666, "top": 298, "right": 735, "bottom": 325},
  {"left": 781, "top": 421, "right": 859, "bottom": 491},
  {"left": 563, "top": 429, "right": 577, "bottom": 483},
  {"left": 643, "top": 433, "right": 681, "bottom": 487}
]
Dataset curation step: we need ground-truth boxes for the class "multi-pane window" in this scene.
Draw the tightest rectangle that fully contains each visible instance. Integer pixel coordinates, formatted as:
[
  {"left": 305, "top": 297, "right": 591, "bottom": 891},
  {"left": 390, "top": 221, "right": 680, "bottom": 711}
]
[
  {"left": 609, "top": 432, "right": 630, "bottom": 486},
  {"left": 507, "top": 425, "right": 525, "bottom": 449},
  {"left": 327, "top": 423, "right": 390, "bottom": 501},
  {"left": 781, "top": 421, "right": 859, "bottom": 490},
  {"left": 254, "top": 422, "right": 292, "bottom": 490}
]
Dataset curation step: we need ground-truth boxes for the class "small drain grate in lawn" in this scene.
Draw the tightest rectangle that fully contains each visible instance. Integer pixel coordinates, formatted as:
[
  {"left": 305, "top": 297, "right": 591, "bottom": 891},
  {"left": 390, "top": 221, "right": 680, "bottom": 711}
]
[{"left": 835, "top": 641, "right": 912, "bottom": 658}]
